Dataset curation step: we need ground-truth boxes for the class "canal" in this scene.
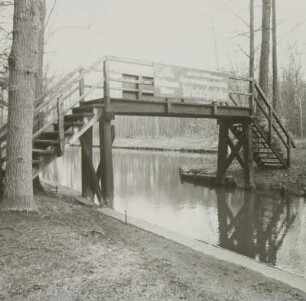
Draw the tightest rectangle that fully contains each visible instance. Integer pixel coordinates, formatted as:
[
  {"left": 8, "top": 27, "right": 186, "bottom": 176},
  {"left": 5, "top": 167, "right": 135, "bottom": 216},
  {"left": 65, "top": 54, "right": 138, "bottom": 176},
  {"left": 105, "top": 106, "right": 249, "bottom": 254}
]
[{"left": 41, "top": 147, "right": 306, "bottom": 278}]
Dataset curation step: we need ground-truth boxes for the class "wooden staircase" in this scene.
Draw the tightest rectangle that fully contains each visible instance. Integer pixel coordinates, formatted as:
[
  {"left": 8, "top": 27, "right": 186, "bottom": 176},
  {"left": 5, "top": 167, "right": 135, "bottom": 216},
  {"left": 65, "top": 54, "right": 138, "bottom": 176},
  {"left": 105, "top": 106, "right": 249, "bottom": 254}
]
[
  {"left": 0, "top": 58, "right": 106, "bottom": 179},
  {"left": 229, "top": 80, "right": 295, "bottom": 169}
]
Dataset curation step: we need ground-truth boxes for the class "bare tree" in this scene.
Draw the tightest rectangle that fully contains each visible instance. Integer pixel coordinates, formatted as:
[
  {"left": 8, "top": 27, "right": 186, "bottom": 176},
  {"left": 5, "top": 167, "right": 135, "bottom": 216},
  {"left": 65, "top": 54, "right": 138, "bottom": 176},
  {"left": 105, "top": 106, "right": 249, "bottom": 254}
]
[
  {"left": 0, "top": 0, "right": 42, "bottom": 211},
  {"left": 259, "top": 0, "right": 272, "bottom": 95},
  {"left": 272, "top": 0, "right": 279, "bottom": 111},
  {"left": 249, "top": 0, "right": 255, "bottom": 80}
]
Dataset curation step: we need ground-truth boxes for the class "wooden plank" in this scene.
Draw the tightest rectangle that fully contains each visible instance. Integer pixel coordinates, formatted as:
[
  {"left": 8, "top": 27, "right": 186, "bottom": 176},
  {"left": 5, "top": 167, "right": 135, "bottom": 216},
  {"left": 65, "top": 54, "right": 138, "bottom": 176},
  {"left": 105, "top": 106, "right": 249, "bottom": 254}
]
[
  {"left": 79, "top": 135, "right": 104, "bottom": 206},
  {"left": 69, "top": 108, "right": 103, "bottom": 145},
  {"left": 99, "top": 118, "right": 114, "bottom": 203},
  {"left": 216, "top": 120, "right": 229, "bottom": 183},
  {"left": 221, "top": 133, "right": 244, "bottom": 177},
  {"left": 96, "top": 124, "right": 115, "bottom": 182},
  {"left": 243, "top": 122, "right": 255, "bottom": 188},
  {"left": 79, "top": 68, "right": 85, "bottom": 103},
  {"left": 108, "top": 98, "right": 252, "bottom": 119},
  {"left": 56, "top": 97, "right": 65, "bottom": 156},
  {"left": 81, "top": 128, "right": 94, "bottom": 201},
  {"left": 227, "top": 137, "right": 245, "bottom": 169},
  {"left": 99, "top": 58, "right": 114, "bottom": 203}
]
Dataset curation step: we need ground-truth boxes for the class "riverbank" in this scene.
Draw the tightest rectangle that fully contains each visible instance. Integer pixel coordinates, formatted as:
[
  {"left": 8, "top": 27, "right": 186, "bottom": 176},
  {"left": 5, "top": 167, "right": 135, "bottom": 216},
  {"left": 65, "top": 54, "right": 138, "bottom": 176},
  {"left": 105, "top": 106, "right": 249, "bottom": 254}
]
[
  {"left": 1, "top": 189, "right": 306, "bottom": 300},
  {"left": 72, "top": 136, "right": 218, "bottom": 153},
  {"left": 180, "top": 142, "right": 306, "bottom": 196}
]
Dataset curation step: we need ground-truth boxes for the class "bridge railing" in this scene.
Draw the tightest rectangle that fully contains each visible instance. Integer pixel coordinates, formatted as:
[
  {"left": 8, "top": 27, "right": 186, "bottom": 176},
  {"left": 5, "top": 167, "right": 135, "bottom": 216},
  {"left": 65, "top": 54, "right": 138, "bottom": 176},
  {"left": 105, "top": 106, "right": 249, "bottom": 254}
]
[
  {"left": 228, "top": 76, "right": 254, "bottom": 109},
  {"left": 0, "top": 57, "right": 106, "bottom": 162}
]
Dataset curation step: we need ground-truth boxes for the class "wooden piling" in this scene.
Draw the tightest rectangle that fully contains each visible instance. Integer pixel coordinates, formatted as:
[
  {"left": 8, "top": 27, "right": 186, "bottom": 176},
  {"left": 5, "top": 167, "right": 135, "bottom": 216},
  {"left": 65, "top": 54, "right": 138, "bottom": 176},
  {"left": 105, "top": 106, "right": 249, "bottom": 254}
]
[
  {"left": 242, "top": 121, "right": 255, "bottom": 188},
  {"left": 78, "top": 69, "right": 95, "bottom": 201},
  {"left": 216, "top": 120, "right": 229, "bottom": 183},
  {"left": 99, "top": 58, "right": 114, "bottom": 203},
  {"left": 81, "top": 128, "right": 94, "bottom": 201}
]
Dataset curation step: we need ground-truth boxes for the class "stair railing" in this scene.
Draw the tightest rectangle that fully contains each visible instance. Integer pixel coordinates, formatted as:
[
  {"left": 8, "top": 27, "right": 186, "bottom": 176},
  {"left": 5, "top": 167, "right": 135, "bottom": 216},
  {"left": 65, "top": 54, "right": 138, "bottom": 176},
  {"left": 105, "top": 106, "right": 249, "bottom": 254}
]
[
  {"left": 0, "top": 56, "right": 107, "bottom": 164},
  {"left": 253, "top": 82, "right": 296, "bottom": 166}
]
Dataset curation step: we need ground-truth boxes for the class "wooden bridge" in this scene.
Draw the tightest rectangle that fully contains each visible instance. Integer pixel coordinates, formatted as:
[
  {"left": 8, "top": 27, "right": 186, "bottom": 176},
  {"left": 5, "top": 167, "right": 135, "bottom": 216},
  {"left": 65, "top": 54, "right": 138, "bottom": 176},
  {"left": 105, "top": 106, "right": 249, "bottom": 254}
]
[{"left": 0, "top": 56, "right": 296, "bottom": 205}]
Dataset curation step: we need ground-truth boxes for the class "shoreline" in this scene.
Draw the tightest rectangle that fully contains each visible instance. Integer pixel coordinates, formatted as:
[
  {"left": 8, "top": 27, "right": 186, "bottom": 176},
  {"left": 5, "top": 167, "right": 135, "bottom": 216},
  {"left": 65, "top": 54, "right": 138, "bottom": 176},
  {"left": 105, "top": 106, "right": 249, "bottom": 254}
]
[
  {"left": 71, "top": 143, "right": 218, "bottom": 154},
  {"left": 179, "top": 147, "right": 306, "bottom": 197},
  {"left": 70, "top": 138, "right": 306, "bottom": 196},
  {"left": 1, "top": 182, "right": 305, "bottom": 300}
]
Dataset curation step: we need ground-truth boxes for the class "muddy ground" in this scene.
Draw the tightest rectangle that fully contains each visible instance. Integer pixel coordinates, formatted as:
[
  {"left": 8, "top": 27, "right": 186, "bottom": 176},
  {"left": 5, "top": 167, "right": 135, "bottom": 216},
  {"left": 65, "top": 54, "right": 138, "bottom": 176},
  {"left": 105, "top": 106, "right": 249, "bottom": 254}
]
[{"left": 1, "top": 189, "right": 306, "bottom": 301}]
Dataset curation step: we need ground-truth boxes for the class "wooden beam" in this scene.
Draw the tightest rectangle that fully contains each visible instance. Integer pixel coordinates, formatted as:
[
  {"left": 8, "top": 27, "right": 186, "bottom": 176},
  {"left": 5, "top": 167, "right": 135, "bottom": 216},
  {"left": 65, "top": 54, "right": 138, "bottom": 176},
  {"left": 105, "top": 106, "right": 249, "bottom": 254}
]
[
  {"left": 242, "top": 122, "right": 255, "bottom": 188},
  {"left": 221, "top": 134, "right": 244, "bottom": 177},
  {"left": 69, "top": 108, "right": 102, "bottom": 145},
  {"left": 216, "top": 120, "right": 229, "bottom": 183},
  {"left": 79, "top": 135, "right": 104, "bottom": 206},
  {"left": 56, "top": 97, "right": 65, "bottom": 156},
  {"left": 227, "top": 137, "right": 245, "bottom": 169},
  {"left": 100, "top": 58, "right": 114, "bottom": 204},
  {"left": 96, "top": 124, "right": 115, "bottom": 182},
  {"left": 99, "top": 117, "right": 114, "bottom": 204},
  {"left": 81, "top": 128, "right": 94, "bottom": 201}
]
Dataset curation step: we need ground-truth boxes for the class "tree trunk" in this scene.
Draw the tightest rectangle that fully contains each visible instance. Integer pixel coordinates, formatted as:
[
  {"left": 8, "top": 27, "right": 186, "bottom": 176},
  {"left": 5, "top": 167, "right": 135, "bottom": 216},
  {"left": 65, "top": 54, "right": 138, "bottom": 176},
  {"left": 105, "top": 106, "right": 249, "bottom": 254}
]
[
  {"left": 0, "top": 0, "right": 40, "bottom": 211},
  {"left": 272, "top": 0, "right": 279, "bottom": 111},
  {"left": 259, "top": 0, "right": 272, "bottom": 95},
  {"left": 249, "top": 0, "right": 255, "bottom": 79}
]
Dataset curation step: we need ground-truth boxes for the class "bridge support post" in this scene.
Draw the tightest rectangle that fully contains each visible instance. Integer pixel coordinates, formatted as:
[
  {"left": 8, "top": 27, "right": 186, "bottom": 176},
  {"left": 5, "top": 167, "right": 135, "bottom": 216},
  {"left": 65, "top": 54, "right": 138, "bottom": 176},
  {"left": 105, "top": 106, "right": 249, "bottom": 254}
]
[
  {"left": 216, "top": 120, "right": 229, "bottom": 184},
  {"left": 242, "top": 121, "right": 255, "bottom": 188},
  {"left": 99, "top": 114, "right": 114, "bottom": 205},
  {"left": 216, "top": 119, "right": 254, "bottom": 188},
  {"left": 81, "top": 127, "right": 94, "bottom": 201}
]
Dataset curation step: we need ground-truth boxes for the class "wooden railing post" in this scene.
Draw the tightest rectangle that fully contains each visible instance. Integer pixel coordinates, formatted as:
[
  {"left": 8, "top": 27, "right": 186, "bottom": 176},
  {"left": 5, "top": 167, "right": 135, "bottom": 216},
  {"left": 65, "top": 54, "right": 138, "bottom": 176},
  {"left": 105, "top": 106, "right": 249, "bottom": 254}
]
[
  {"left": 79, "top": 68, "right": 85, "bottom": 103},
  {"left": 287, "top": 134, "right": 291, "bottom": 167},
  {"left": 249, "top": 79, "right": 255, "bottom": 114},
  {"left": 56, "top": 97, "right": 65, "bottom": 156},
  {"left": 138, "top": 75, "right": 143, "bottom": 100},
  {"left": 268, "top": 106, "right": 273, "bottom": 144}
]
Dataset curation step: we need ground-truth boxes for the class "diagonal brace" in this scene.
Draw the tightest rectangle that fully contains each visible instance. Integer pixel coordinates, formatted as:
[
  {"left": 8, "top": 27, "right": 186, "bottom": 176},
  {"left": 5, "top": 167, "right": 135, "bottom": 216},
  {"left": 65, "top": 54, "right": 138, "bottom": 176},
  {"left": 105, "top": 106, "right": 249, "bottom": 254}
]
[{"left": 79, "top": 135, "right": 105, "bottom": 206}]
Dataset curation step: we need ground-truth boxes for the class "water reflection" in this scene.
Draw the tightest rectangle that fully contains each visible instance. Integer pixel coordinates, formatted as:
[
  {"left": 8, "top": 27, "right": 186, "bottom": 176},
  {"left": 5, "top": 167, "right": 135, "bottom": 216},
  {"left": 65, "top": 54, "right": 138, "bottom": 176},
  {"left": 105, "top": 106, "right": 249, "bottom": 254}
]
[
  {"left": 216, "top": 189, "right": 297, "bottom": 265},
  {"left": 42, "top": 148, "right": 306, "bottom": 277}
]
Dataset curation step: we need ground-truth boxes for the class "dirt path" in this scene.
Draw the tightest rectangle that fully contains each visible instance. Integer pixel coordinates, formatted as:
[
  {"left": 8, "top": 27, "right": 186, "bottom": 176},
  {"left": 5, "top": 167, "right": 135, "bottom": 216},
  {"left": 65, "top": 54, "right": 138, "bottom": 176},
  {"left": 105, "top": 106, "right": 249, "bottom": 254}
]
[{"left": 0, "top": 191, "right": 305, "bottom": 301}]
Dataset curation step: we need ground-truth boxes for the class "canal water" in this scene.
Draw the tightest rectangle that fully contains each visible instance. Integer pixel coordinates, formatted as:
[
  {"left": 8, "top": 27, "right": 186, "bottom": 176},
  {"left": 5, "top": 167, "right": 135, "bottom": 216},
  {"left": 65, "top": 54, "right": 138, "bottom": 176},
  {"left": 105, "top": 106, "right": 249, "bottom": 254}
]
[{"left": 41, "top": 147, "right": 306, "bottom": 278}]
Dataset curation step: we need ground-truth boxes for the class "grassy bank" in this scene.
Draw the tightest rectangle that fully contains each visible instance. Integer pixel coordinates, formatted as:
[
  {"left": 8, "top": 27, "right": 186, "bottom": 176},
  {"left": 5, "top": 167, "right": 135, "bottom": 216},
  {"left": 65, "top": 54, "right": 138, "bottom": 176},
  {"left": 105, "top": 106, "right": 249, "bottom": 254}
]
[
  {"left": 181, "top": 145, "right": 306, "bottom": 196},
  {"left": 0, "top": 188, "right": 306, "bottom": 301}
]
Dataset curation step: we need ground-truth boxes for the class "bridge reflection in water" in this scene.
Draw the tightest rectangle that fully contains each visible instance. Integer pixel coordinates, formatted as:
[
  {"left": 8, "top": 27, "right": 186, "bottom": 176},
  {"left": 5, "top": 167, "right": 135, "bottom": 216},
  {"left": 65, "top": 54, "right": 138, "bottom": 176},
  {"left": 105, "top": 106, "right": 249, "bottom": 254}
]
[
  {"left": 216, "top": 189, "right": 297, "bottom": 266},
  {"left": 42, "top": 148, "right": 305, "bottom": 277}
]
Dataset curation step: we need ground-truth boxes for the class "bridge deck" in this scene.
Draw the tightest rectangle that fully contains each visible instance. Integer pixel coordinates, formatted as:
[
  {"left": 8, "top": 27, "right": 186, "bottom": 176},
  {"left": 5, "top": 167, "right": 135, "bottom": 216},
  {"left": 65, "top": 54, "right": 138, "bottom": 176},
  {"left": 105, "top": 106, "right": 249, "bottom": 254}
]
[{"left": 89, "top": 98, "right": 252, "bottom": 119}]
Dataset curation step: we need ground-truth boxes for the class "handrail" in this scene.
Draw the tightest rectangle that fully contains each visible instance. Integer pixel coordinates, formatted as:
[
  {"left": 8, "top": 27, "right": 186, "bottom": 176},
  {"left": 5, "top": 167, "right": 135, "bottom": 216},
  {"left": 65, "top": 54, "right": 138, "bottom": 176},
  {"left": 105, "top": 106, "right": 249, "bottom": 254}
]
[
  {"left": 0, "top": 56, "right": 106, "bottom": 144},
  {"left": 254, "top": 82, "right": 296, "bottom": 148}
]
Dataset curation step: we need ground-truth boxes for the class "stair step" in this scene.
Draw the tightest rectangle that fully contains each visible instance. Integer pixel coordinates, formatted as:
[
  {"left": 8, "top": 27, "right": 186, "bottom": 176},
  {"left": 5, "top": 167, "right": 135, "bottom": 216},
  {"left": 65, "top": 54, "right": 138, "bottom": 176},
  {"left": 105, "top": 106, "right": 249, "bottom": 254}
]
[
  {"left": 33, "top": 159, "right": 41, "bottom": 165},
  {"left": 261, "top": 162, "right": 285, "bottom": 168},
  {"left": 254, "top": 151, "right": 274, "bottom": 154},
  {"left": 32, "top": 148, "right": 53, "bottom": 155},
  {"left": 40, "top": 129, "right": 73, "bottom": 139},
  {"left": 34, "top": 139, "right": 59, "bottom": 145},
  {"left": 53, "top": 121, "right": 84, "bottom": 131},
  {"left": 40, "top": 131, "right": 58, "bottom": 139},
  {"left": 260, "top": 159, "right": 282, "bottom": 163},
  {"left": 64, "top": 112, "right": 93, "bottom": 121},
  {"left": 64, "top": 121, "right": 84, "bottom": 127},
  {"left": 72, "top": 104, "right": 104, "bottom": 113},
  {"left": 79, "top": 99, "right": 104, "bottom": 106}
]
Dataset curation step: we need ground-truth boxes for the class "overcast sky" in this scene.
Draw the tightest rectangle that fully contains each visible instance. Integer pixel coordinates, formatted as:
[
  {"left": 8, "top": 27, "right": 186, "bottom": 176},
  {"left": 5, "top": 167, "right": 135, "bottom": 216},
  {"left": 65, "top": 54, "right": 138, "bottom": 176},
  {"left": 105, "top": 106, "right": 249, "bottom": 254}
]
[{"left": 44, "top": 0, "right": 306, "bottom": 76}]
